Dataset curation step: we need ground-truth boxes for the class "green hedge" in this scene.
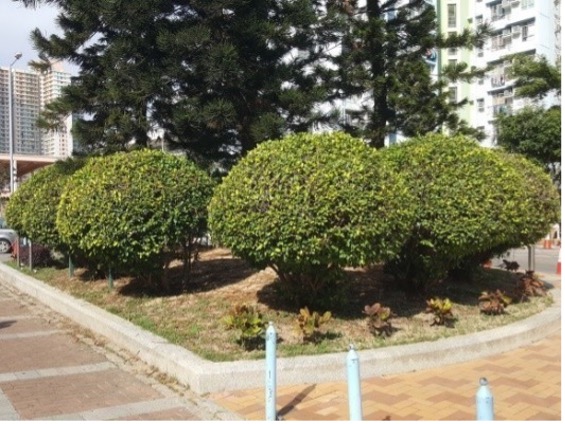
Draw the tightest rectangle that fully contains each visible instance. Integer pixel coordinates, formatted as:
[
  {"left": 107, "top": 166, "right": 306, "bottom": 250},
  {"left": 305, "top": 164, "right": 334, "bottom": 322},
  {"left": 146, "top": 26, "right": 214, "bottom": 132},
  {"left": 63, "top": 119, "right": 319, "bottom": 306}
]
[
  {"left": 381, "top": 133, "right": 559, "bottom": 287},
  {"left": 478, "top": 150, "right": 560, "bottom": 256},
  {"left": 5, "top": 157, "right": 86, "bottom": 251},
  {"left": 57, "top": 149, "right": 214, "bottom": 281},
  {"left": 209, "top": 132, "right": 416, "bottom": 306}
]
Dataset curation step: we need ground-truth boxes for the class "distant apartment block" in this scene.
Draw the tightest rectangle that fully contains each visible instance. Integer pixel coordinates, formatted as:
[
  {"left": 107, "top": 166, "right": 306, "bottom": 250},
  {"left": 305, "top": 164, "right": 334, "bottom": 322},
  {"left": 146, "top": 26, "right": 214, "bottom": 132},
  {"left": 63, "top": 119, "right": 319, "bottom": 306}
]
[
  {"left": 0, "top": 61, "right": 72, "bottom": 158},
  {"left": 440, "top": 0, "right": 560, "bottom": 146}
]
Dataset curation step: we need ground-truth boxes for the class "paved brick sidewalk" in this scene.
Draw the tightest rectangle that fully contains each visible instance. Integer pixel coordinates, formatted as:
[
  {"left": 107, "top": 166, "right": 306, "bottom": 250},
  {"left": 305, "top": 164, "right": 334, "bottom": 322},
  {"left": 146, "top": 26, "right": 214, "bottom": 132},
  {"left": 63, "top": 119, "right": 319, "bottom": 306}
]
[
  {"left": 210, "top": 331, "right": 561, "bottom": 421},
  {"left": 1, "top": 265, "right": 560, "bottom": 421},
  {"left": 210, "top": 273, "right": 562, "bottom": 421},
  {"left": 0, "top": 284, "right": 231, "bottom": 421}
]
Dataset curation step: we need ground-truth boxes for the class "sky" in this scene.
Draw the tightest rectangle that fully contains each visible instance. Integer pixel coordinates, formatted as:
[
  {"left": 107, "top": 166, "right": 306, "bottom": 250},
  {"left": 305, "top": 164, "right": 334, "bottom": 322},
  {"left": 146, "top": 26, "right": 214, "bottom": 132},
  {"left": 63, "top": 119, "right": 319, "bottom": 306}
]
[{"left": 0, "top": 1, "right": 78, "bottom": 75}]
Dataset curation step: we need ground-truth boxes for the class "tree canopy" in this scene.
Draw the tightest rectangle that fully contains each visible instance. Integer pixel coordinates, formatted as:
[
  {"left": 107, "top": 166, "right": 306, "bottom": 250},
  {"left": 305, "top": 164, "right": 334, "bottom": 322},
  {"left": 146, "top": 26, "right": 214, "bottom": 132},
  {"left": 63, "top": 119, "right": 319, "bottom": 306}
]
[
  {"left": 495, "top": 106, "right": 561, "bottom": 188},
  {"left": 324, "top": 0, "right": 488, "bottom": 147},
  {"left": 495, "top": 54, "right": 561, "bottom": 189},
  {"left": 26, "top": 0, "right": 342, "bottom": 168},
  {"left": 508, "top": 54, "right": 561, "bottom": 100},
  {"left": 19, "top": 0, "right": 489, "bottom": 163}
]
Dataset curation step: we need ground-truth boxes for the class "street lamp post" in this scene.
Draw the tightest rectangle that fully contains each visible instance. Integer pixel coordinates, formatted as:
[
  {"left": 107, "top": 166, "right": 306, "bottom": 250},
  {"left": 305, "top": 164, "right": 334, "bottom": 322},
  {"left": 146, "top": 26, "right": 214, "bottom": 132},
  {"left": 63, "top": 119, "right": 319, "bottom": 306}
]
[{"left": 8, "top": 52, "right": 22, "bottom": 194}]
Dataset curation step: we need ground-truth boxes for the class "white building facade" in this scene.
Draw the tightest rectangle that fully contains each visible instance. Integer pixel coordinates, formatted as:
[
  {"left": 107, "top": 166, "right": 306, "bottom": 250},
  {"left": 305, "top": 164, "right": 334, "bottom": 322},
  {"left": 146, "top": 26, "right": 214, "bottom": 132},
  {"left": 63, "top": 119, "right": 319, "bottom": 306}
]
[
  {"left": 39, "top": 62, "right": 73, "bottom": 157},
  {"left": 0, "top": 62, "right": 72, "bottom": 157},
  {"left": 442, "top": 0, "right": 560, "bottom": 146}
]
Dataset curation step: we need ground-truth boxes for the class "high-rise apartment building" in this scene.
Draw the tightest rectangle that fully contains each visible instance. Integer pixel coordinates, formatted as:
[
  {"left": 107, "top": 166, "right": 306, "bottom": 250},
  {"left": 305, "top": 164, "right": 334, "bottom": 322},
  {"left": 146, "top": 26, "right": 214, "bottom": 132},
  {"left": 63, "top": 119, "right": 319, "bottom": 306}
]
[
  {"left": 0, "top": 62, "right": 72, "bottom": 158},
  {"left": 440, "top": 0, "right": 560, "bottom": 146},
  {"left": 39, "top": 63, "right": 73, "bottom": 157},
  {"left": 0, "top": 67, "right": 41, "bottom": 155}
]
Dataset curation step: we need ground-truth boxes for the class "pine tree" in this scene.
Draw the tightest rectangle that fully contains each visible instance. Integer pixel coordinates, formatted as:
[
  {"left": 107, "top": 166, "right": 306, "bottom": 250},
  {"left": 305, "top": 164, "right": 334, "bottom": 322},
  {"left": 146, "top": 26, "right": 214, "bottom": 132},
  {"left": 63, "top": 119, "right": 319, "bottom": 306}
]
[
  {"left": 326, "top": 0, "right": 488, "bottom": 148},
  {"left": 151, "top": 0, "right": 344, "bottom": 166},
  {"left": 30, "top": 1, "right": 177, "bottom": 151},
  {"left": 24, "top": 0, "right": 342, "bottom": 166}
]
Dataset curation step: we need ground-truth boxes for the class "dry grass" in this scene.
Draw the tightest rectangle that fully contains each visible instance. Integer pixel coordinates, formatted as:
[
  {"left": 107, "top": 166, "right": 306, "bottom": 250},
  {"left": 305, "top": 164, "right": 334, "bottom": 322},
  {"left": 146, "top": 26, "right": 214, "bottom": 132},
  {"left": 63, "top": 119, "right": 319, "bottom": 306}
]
[{"left": 16, "top": 248, "right": 553, "bottom": 362}]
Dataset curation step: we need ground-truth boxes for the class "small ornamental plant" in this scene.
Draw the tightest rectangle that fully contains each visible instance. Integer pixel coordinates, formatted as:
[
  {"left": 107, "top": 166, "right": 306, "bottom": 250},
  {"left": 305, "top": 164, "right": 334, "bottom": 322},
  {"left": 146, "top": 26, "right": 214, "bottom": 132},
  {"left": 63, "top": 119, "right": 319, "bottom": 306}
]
[
  {"left": 478, "top": 290, "right": 512, "bottom": 315},
  {"left": 223, "top": 304, "right": 267, "bottom": 350},
  {"left": 363, "top": 303, "right": 395, "bottom": 337},
  {"left": 295, "top": 307, "right": 332, "bottom": 343},
  {"left": 513, "top": 271, "right": 546, "bottom": 302},
  {"left": 425, "top": 297, "right": 455, "bottom": 327}
]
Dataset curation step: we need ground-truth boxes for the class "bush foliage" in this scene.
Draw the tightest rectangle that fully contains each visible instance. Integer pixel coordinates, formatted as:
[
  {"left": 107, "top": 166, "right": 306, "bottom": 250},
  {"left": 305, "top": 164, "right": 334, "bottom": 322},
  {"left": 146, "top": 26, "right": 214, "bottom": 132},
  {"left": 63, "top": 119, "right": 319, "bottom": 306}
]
[
  {"left": 381, "top": 133, "right": 559, "bottom": 287},
  {"left": 209, "top": 132, "right": 416, "bottom": 306},
  {"left": 491, "top": 150, "right": 560, "bottom": 246},
  {"left": 57, "top": 149, "right": 214, "bottom": 284},
  {"left": 5, "top": 157, "right": 86, "bottom": 251}
]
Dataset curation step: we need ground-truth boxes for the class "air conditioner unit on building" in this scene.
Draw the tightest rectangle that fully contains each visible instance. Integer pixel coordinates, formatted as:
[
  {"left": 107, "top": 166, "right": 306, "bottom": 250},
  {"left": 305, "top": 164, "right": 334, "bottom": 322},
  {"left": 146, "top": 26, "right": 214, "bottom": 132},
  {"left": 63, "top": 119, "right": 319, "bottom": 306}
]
[
  {"left": 503, "top": 89, "right": 513, "bottom": 97},
  {"left": 501, "top": 0, "right": 511, "bottom": 9},
  {"left": 511, "top": 0, "right": 519, "bottom": 3},
  {"left": 512, "top": 26, "right": 521, "bottom": 36},
  {"left": 502, "top": 29, "right": 511, "bottom": 38}
]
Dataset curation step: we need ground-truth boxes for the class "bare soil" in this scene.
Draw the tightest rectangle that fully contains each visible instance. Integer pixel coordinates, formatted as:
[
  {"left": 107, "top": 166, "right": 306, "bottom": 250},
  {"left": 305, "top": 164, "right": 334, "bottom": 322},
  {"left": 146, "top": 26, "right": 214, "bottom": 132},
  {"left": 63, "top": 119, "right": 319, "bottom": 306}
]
[{"left": 28, "top": 247, "right": 552, "bottom": 362}]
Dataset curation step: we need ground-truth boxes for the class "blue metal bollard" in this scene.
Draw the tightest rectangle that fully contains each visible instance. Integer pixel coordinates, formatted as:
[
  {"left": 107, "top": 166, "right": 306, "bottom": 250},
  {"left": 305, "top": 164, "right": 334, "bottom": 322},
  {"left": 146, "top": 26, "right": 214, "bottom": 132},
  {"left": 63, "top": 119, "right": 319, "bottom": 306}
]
[
  {"left": 265, "top": 322, "right": 277, "bottom": 421},
  {"left": 476, "top": 377, "right": 494, "bottom": 420},
  {"left": 347, "top": 344, "right": 363, "bottom": 420}
]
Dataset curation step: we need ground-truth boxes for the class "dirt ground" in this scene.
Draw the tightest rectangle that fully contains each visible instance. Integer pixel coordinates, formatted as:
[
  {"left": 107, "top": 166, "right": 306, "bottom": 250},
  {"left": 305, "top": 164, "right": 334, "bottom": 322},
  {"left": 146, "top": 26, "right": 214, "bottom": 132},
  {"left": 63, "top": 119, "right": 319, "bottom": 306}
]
[{"left": 39, "top": 247, "right": 550, "bottom": 361}]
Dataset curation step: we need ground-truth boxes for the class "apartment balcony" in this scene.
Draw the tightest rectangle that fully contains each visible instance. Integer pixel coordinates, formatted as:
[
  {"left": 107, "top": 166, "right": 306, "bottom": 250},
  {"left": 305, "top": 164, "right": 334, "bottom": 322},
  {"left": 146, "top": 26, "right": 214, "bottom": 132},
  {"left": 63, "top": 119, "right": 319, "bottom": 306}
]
[
  {"left": 492, "top": 104, "right": 513, "bottom": 116},
  {"left": 488, "top": 2, "right": 536, "bottom": 29},
  {"left": 490, "top": 74, "right": 509, "bottom": 88}
]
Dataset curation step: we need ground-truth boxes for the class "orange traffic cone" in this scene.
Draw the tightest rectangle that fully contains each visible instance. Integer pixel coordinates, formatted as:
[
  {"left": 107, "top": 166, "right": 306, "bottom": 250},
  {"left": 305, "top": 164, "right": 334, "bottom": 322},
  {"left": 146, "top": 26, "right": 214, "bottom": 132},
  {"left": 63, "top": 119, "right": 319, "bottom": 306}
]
[
  {"left": 543, "top": 236, "right": 552, "bottom": 249},
  {"left": 557, "top": 248, "right": 561, "bottom": 275}
]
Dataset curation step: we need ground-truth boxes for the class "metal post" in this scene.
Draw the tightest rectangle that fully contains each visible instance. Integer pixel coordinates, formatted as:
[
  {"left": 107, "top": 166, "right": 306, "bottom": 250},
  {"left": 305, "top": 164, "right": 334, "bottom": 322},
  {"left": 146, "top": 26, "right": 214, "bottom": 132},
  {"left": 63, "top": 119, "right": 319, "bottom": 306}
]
[
  {"left": 476, "top": 377, "right": 494, "bottom": 420},
  {"left": 265, "top": 322, "right": 277, "bottom": 421},
  {"left": 347, "top": 345, "right": 363, "bottom": 420},
  {"left": 68, "top": 255, "right": 74, "bottom": 277},
  {"left": 527, "top": 244, "right": 535, "bottom": 271},
  {"left": 29, "top": 239, "right": 32, "bottom": 270},
  {"left": 108, "top": 267, "right": 113, "bottom": 289},
  {"left": 8, "top": 53, "right": 22, "bottom": 194}
]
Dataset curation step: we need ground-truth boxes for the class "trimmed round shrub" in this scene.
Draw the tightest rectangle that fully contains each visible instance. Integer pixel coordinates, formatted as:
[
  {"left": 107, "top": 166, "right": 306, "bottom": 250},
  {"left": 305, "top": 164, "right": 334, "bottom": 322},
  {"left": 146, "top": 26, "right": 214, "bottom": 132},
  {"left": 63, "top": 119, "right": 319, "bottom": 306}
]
[
  {"left": 57, "top": 149, "right": 214, "bottom": 281},
  {"left": 380, "top": 133, "right": 560, "bottom": 288},
  {"left": 460, "top": 150, "right": 560, "bottom": 263},
  {"left": 451, "top": 151, "right": 560, "bottom": 280},
  {"left": 208, "top": 132, "right": 416, "bottom": 308},
  {"left": 5, "top": 157, "right": 86, "bottom": 252}
]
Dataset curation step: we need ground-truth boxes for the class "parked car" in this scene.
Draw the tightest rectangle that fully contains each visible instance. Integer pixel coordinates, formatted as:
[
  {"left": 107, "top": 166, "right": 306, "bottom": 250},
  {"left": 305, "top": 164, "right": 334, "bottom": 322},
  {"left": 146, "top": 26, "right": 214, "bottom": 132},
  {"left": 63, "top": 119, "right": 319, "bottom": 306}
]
[{"left": 0, "top": 218, "right": 17, "bottom": 254}]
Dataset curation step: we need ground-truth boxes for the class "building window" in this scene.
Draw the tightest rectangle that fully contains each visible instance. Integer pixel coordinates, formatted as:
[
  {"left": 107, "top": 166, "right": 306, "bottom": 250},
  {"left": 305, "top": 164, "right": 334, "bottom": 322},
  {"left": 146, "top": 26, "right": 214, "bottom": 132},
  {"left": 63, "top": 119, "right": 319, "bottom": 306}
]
[
  {"left": 477, "top": 98, "right": 485, "bottom": 112},
  {"left": 449, "top": 86, "right": 458, "bottom": 103},
  {"left": 448, "top": 59, "right": 457, "bottom": 68},
  {"left": 521, "top": 25, "right": 528, "bottom": 40},
  {"left": 477, "top": 42, "right": 484, "bottom": 57},
  {"left": 491, "top": 4, "right": 505, "bottom": 21},
  {"left": 491, "top": 30, "right": 513, "bottom": 51},
  {"left": 448, "top": 4, "right": 457, "bottom": 27},
  {"left": 521, "top": 0, "right": 534, "bottom": 9},
  {"left": 522, "top": 22, "right": 534, "bottom": 40}
]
